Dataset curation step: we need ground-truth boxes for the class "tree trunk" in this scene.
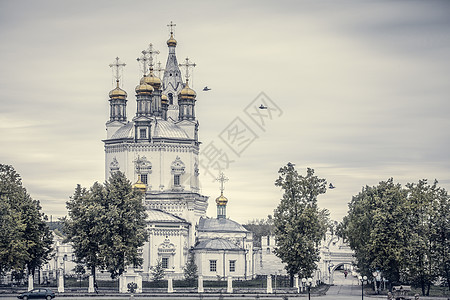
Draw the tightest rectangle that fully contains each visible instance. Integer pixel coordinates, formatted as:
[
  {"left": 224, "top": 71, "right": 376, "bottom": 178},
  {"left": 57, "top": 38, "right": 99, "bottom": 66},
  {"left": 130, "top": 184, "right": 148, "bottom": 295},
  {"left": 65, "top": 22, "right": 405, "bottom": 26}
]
[
  {"left": 421, "top": 277, "right": 425, "bottom": 296},
  {"left": 92, "top": 266, "right": 96, "bottom": 283}
]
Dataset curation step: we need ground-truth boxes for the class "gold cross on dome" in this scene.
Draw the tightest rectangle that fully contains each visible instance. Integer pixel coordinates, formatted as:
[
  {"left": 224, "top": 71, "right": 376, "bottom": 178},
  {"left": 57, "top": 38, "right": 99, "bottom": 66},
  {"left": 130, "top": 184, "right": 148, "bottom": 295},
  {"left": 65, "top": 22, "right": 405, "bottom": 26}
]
[
  {"left": 179, "top": 57, "right": 196, "bottom": 82},
  {"left": 155, "top": 61, "right": 165, "bottom": 78},
  {"left": 167, "top": 21, "right": 176, "bottom": 34},
  {"left": 138, "top": 43, "right": 160, "bottom": 75},
  {"left": 136, "top": 53, "right": 149, "bottom": 76},
  {"left": 109, "top": 57, "right": 126, "bottom": 82},
  {"left": 216, "top": 172, "right": 229, "bottom": 194},
  {"left": 144, "top": 43, "right": 160, "bottom": 71}
]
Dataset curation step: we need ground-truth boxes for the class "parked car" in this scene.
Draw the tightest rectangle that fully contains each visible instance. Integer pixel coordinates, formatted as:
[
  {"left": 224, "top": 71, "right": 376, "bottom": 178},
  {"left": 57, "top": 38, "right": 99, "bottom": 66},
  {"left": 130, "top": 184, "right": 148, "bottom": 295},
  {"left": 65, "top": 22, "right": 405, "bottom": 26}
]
[{"left": 17, "top": 288, "right": 55, "bottom": 300}]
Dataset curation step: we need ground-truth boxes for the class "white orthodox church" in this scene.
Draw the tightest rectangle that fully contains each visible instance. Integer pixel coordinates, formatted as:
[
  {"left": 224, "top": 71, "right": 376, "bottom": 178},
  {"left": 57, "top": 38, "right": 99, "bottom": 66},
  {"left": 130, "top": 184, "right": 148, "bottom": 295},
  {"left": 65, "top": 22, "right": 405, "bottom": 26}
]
[{"left": 103, "top": 25, "right": 254, "bottom": 281}]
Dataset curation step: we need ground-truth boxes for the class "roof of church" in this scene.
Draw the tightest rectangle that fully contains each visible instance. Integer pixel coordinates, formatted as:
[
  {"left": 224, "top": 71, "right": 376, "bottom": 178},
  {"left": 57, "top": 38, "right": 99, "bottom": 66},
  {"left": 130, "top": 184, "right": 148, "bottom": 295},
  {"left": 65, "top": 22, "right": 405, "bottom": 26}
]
[
  {"left": 111, "top": 122, "right": 134, "bottom": 139},
  {"left": 194, "top": 238, "right": 244, "bottom": 251},
  {"left": 110, "top": 119, "right": 189, "bottom": 140},
  {"left": 198, "top": 217, "right": 248, "bottom": 233},
  {"left": 146, "top": 209, "right": 187, "bottom": 223},
  {"left": 153, "top": 120, "right": 189, "bottom": 139}
]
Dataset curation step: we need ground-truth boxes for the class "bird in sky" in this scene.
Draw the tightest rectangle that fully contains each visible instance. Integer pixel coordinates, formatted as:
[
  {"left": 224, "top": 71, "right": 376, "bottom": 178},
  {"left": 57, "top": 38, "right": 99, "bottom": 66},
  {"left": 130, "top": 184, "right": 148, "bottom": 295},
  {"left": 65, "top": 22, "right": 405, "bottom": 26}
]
[
  {"left": 203, "top": 86, "right": 211, "bottom": 91},
  {"left": 259, "top": 104, "right": 267, "bottom": 109},
  {"left": 329, "top": 183, "right": 336, "bottom": 189}
]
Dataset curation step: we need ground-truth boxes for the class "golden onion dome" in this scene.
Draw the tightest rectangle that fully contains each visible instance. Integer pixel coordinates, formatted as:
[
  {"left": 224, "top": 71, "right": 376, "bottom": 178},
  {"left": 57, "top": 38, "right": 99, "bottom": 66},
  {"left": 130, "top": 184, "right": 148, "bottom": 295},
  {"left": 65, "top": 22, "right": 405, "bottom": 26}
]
[
  {"left": 132, "top": 177, "right": 147, "bottom": 193},
  {"left": 109, "top": 81, "right": 127, "bottom": 99},
  {"left": 140, "top": 71, "right": 161, "bottom": 89},
  {"left": 215, "top": 193, "right": 228, "bottom": 206},
  {"left": 179, "top": 81, "right": 196, "bottom": 100},
  {"left": 167, "top": 33, "right": 177, "bottom": 47},
  {"left": 161, "top": 94, "right": 169, "bottom": 105},
  {"left": 135, "top": 80, "right": 154, "bottom": 95}
]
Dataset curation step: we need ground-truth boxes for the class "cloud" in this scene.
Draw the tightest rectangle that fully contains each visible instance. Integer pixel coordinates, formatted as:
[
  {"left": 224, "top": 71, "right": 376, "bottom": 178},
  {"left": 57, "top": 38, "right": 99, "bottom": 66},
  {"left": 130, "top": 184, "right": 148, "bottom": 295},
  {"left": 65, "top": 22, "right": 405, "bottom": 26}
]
[{"left": 0, "top": 0, "right": 449, "bottom": 223}]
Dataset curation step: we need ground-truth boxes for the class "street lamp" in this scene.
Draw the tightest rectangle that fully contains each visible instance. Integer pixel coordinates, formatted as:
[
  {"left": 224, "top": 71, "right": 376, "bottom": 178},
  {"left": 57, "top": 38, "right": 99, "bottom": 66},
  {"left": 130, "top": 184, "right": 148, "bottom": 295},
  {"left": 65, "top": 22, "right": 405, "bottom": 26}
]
[
  {"left": 302, "top": 277, "right": 313, "bottom": 300},
  {"left": 372, "top": 271, "right": 381, "bottom": 294},
  {"left": 358, "top": 275, "right": 368, "bottom": 300}
]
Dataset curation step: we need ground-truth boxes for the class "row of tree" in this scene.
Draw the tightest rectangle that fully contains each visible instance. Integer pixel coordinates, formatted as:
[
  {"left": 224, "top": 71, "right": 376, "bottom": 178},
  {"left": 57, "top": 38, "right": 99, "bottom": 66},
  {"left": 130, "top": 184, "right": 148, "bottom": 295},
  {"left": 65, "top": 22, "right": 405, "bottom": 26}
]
[
  {"left": 0, "top": 164, "right": 53, "bottom": 277},
  {"left": 339, "top": 178, "right": 449, "bottom": 295},
  {"left": 0, "top": 164, "right": 196, "bottom": 283}
]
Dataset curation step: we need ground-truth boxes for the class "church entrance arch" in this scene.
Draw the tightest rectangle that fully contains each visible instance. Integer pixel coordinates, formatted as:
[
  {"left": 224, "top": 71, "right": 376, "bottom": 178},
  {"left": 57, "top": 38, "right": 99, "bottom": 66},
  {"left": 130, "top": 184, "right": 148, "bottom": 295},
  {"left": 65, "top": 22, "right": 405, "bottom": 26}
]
[
  {"left": 319, "top": 233, "right": 355, "bottom": 285},
  {"left": 329, "top": 262, "right": 353, "bottom": 285}
]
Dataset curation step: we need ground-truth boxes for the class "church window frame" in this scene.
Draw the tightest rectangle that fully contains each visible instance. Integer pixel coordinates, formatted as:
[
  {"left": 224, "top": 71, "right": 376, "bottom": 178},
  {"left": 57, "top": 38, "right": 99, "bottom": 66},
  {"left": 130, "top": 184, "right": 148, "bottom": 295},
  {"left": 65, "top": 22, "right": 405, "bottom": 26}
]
[
  {"left": 209, "top": 260, "right": 217, "bottom": 272},
  {"left": 141, "top": 174, "right": 148, "bottom": 184},
  {"left": 174, "top": 174, "right": 180, "bottom": 186},
  {"left": 171, "top": 156, "right": 185, "bottom": 189},
  {"left": 139, "top": 128, "right": 147, "bottom": 139},
  {"left": 162, "top": 257, "right": 169, "bottom": 269},
  {"left": 229, "top": 260, "right": 236, "bottom": 272}
]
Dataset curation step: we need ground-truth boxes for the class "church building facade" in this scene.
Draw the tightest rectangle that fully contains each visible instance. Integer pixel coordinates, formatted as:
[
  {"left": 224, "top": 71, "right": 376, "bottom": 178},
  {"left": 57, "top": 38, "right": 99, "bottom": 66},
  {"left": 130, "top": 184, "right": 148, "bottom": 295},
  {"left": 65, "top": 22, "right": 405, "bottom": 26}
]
[{"left": 103, "top": 25, "right": 254, "bottom": 280}]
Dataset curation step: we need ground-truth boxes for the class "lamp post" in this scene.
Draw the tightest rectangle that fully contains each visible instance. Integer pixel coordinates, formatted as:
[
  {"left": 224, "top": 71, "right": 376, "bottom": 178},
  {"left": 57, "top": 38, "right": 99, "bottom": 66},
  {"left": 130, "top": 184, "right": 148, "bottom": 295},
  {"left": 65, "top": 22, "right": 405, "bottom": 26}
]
[
  {"left": 302, "top": 277, "right": 313, "bottom": 300},
  {"left": 372, "top": 271, "right": 381, "bottom": 294},
  {"left": 358, "top": 275, "right": 368, "bottom": 300}
]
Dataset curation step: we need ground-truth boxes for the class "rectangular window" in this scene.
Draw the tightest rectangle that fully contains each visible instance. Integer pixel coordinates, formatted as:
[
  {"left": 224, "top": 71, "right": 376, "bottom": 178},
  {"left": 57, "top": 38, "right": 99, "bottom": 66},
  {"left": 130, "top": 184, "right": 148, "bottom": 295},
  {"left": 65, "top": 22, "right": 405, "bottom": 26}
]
[
  {"left": 209, "top": 260, "right": 217, "bottom": 272},
  {"left": 140, "top": 128, "right": 147, "bottom": 139},
  {"left": 141, "top": 174, "right": 148, "bottom": 184},
  {"left": 174, "top": 174, "right": 180, "bottom": 186},
  {"left": 162, "top": 257, "right": 169, "bottom": 269},
  {"left": 229, "top": 260, "right": 236, "bottom": 272}
]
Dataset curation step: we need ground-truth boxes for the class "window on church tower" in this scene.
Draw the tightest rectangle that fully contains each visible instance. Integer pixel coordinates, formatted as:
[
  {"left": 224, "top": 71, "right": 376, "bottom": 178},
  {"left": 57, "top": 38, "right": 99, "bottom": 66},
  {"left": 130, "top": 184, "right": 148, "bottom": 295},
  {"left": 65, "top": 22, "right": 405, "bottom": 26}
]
[
  {"left": 141, "top": 174, "right": 148, "bottom": 184},
  {"left": 209, "top": 260, "right": 217, "bottom": 272},
  {"left": 229, "top": 260, "right": 236, "bottom": 272},
  {"left": 168, "top": 93, "right": 173, "bottom": 105},
  {"left": 174, "top": 174, "right": 180, "bottom": 186}
]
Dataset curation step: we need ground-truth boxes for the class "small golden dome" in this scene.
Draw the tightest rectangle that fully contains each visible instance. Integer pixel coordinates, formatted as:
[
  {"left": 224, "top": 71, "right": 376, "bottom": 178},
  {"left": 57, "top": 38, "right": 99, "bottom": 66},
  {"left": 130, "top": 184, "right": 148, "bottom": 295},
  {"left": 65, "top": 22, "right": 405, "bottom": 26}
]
[
  {"left": 140, "top": 71, "right": 161, "bottom": 89},
  {"left": 109, "top": 81, "right": 127, "bottom": 99},
  {"left": 132, "top": 177, "right": 147, "bottom": 193},
  {"left": 179, "top": 81, "right": 196, "bottom": 100},
  {"left": 135, "top": 80, "right": 154, "bottom": 95},
  {"left": 161, "top": 94, "right": 168, "bottom": 105},
  {"left": 215, "top": 193, "right": 228, "bottom": 206},
  {"left": 167, "top": 33, "right": 177, "bottom": 47}
]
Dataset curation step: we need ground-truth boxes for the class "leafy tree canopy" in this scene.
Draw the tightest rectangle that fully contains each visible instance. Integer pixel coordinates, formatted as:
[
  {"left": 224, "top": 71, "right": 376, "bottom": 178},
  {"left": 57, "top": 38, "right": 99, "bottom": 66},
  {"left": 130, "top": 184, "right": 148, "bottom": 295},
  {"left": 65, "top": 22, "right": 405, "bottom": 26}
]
[
  {"left": 340, "top": 178, "right": 449, "bottom": 295},
  {"left": 0, "top": 164, "right": 53, "bottom": 275},
  {"left": 273, "top": 163, "right": 329, "bottom": 279},
  {"left": 64, "top": 171, "right": 148, "bottom": 279}
]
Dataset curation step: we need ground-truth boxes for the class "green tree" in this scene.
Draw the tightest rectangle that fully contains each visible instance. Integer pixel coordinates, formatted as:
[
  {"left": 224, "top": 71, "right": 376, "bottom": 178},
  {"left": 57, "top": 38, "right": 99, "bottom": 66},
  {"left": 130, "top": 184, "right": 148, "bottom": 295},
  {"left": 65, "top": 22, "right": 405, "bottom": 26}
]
[
  {"left": 101, "top": 172, "right": 148, "bottom": 278},
  {"left": 341, "top": 179, "right": 409, "bottom": 285},
  {"left": 273, "top": 163, "right": 328, "bottom": 282},
  {"left": 431, "top": 184, "right": 450, "bottom": 291},
  {"left": 0, "top": 164, "right": 53, "bottom": 276},
  {"left": 183, "top": 251, "right": 198, "bottom": 284},
  {"left": 405, "top": 180, "right": 449, "bottom": 295},
  {"left": 150, "top": 259, "right": 165, "bottom": 282},
  {"left": 64, "top": 171, "right": 148, "bottom": 280},
  {"left": 340, "top": 178, "right": 450, "bottom": 295}
]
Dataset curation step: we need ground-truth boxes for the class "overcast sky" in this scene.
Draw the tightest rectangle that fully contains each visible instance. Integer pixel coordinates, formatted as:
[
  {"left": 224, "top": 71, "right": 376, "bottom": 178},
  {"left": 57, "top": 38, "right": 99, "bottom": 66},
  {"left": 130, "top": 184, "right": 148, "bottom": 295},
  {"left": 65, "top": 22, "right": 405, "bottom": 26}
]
[{"left": 1, "top": 0, "right": 449, "bottom": 224}]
